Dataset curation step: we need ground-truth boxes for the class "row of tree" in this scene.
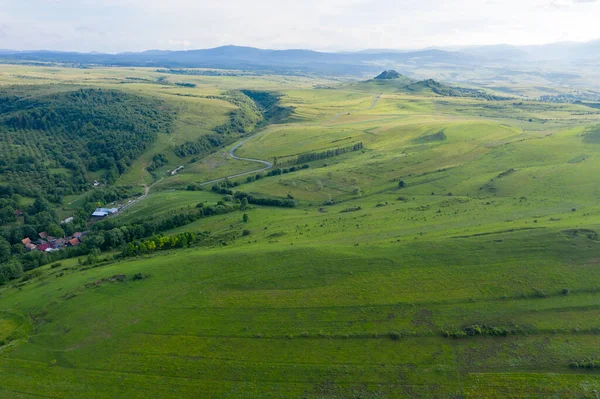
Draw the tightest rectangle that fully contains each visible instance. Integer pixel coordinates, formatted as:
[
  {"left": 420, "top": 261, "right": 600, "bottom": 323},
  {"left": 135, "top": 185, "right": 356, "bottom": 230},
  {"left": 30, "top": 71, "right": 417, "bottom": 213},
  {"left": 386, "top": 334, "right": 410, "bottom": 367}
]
[
  {"left": 120, "top": 232, "right": 197, "bottom": 257},
  {"left": 276, "top": 142, "right": 364, "bottom": 166}
]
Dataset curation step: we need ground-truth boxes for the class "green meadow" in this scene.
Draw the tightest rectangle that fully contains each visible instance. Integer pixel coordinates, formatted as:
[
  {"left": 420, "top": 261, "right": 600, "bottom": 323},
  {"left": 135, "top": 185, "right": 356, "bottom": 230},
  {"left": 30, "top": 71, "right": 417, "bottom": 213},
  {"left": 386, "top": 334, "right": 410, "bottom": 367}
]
[{"left": 2, "top": 65, "right": 600, "bottom": 398}]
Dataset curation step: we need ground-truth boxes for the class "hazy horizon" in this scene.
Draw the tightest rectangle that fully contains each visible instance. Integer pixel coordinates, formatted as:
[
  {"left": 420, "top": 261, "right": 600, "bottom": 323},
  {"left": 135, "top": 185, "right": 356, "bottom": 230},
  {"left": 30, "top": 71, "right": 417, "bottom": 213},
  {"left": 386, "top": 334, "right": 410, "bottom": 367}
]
[
  {"left": 1, "top": 0, "right": 599, "bottom": 53},
  {"left": 1, "top": 37, "right": 599, "bottom": 55}
]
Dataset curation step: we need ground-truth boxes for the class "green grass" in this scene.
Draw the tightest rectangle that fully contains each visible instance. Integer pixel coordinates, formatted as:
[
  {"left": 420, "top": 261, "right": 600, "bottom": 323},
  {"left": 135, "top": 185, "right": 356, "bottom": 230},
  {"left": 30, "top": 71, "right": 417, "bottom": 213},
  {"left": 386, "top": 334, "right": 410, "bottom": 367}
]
[{"left": 3, "top": 65, "right": 600, "bottom": 398}]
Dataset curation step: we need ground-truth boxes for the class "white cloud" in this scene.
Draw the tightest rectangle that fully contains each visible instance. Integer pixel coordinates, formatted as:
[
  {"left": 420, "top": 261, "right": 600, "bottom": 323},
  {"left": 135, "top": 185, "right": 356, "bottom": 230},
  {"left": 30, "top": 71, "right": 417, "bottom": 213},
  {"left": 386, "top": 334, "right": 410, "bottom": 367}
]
[{"left": 0, "top": 0, "right": 599, "bottom": 52}]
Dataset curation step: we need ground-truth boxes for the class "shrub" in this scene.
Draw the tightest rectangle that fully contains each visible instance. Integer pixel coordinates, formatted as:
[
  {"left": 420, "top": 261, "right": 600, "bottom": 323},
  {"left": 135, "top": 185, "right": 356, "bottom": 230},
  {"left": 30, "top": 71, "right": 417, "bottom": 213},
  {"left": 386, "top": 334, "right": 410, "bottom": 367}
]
[
  {"left": 131, "top": 273, "right": 149, "bottom": 281},
  {"left": 443, "top": 324, "right": 511, "bottom": 339},
  {"left": 21, "top": 269, "right": 44, "bottom": 282},
  {"left": 570, "top": 358, "right": 600, "bottom": 369},
  {"left": 50, "top": 263, "right": 62, "bottom": 269},
  {"left": 242, "top": 230, "right": 251, "bottom": 237},
  {"left": 388, "top": 331, "right": 402, "bottom": 340}
]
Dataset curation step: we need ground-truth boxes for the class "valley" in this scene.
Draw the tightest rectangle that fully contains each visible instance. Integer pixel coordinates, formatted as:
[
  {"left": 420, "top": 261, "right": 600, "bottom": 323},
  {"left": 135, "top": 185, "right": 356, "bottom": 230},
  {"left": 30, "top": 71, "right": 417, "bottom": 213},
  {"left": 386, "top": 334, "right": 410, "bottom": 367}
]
[{"left": 1, "top": 64, "right": 600, "bottom": 398}]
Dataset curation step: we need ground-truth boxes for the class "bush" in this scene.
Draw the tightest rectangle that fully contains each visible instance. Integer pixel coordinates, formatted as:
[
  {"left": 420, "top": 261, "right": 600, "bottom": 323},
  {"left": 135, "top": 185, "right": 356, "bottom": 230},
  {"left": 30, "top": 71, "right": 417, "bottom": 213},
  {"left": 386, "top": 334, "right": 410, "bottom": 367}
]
[
  {"left": 50, "top": 263, "right": 62, "bottom": 269},
  {"left": 443, "top": 324, "right": 512, "bottom": 339},
  {"left": 388, "top": 331, "right": 402, "bottom": 340},
  {"left": 570, "top": 358, "right": 600, "bottom": 369},
  {"left": 21, "top": 268, "right": 44, "bottom": 282},
  {"left": 242, "top": 230, "right": 251, "bottom": 236},
  {"left": 131, "top": 273, "right": 150, "bottom": 281}
]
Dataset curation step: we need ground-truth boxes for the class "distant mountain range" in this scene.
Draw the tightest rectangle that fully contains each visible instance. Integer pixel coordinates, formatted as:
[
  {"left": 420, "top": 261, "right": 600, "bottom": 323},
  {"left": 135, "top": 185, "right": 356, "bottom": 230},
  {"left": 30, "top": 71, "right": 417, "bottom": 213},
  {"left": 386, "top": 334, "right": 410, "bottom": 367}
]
[
  {"left": 0, "top": 45, "right": 479, "bottom": 76},
  {"left": 0, "top": 40, "right": 599, "bottom": 80}
]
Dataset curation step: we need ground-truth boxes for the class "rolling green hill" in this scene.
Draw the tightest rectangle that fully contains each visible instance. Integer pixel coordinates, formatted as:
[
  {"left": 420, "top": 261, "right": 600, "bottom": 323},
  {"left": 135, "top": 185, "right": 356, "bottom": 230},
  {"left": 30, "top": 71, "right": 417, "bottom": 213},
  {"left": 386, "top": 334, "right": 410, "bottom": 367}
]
[{"left": 2, "top": 66, "right": 600, "bottom": 398}]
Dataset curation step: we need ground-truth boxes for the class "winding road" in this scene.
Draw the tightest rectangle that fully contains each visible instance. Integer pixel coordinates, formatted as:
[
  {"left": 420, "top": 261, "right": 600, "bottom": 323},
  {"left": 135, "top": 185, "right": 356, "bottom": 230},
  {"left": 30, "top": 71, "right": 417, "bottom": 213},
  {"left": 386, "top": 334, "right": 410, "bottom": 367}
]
[
  {"left": 196, "top": 129, "right": 274, "bottom": 187},
  {"left": 140, "top": 93, "right": 382, "bottom": 197}
]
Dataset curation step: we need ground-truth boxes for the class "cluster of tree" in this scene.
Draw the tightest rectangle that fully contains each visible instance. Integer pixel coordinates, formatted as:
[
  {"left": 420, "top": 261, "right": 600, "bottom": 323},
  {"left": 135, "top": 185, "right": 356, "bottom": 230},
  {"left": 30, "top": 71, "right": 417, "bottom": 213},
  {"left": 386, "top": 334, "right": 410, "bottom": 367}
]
[
  {"left": 173, "top": 134, "right": 225, "bottom": 157},
  {"left": 570, "top": 358, "right": 600, "bottom": 369},
  {"left": 210, "top": 183, "right": 297, "bottom": 208},
  {"left": 0, "top": 258, "right": 24, "bottom": 285},
  {"left": 175, "top": 82, "right": 197, "bottom": 88},
  {"left": 265, "top": 164, "right": 310, "bottom": 177},
  {"left": 277, "top": 143, "right": 364, "bottom": 166},
  {"left": 0, "top": 87, "right": 173, "bottom": 195},
  {"left": 0, "top": 195, "right": 78, "bottom": 243},
  {"left": 418, "top": 79, "right": 510, "bottom": 101},
  {"left": 90, "top": 201, "right": 239, "bottom": 250},
  {"left": 443, "top": 324, "right": 515, "bottom": 339},
  {"left": 540, "top": 93, "right": 600, "bottom": 103},
  {"left": 233, "top": 191, "right": 296, "bottom": 208},
  {"left": 213, "top": 91, "right": 263, "bottom": 135},
  {"left": 120, "top": 232, "right": 196, "bottom": 257},
  {"left": 0, "top": 185, "right": 134, "bottom": 245},
  {"left": 146, "top": 153, "right": 169, "bottom": 172},
  {"left": 239, "top": 90, "right": 292, "bottom": 122}
]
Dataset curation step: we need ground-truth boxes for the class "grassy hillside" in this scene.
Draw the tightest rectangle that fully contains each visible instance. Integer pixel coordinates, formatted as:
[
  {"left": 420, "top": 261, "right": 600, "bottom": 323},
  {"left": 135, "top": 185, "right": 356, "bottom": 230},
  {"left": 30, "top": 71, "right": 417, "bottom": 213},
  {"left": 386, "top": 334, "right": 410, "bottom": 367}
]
[{"left": 2, "top": 66, "right": 600, "bottom": 398}]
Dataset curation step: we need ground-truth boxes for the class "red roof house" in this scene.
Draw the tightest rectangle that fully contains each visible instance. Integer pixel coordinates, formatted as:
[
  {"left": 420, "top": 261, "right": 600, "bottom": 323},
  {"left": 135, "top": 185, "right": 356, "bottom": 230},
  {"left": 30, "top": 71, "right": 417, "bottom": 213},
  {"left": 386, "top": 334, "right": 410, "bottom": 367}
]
[
  {"left": 21, "top": 237, "right": 32, "bottom": 245},
  {"left": 37, "top": 243, "right": 51, "bottom": 251},
  {"left": 68, "top": 238, "right": 80, "bottom": 247},
  {"left": 39, "top": 232, "right": 48, "bottom": 239}
]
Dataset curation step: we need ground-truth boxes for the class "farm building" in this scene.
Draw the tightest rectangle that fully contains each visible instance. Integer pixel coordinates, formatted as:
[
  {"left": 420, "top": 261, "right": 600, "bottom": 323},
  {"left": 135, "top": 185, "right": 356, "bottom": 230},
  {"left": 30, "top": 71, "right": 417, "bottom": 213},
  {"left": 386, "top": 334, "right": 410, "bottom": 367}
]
[{"left": 91, "top": 208, "right": 119, "bottom": 218}]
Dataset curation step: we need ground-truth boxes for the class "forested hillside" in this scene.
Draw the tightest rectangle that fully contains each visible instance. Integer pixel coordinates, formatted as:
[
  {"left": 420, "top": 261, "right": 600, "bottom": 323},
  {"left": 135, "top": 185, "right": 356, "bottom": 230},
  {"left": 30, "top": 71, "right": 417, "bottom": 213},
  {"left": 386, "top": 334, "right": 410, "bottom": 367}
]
[{"left": 0, "top": 87, "right": 173, "bottom": 198}]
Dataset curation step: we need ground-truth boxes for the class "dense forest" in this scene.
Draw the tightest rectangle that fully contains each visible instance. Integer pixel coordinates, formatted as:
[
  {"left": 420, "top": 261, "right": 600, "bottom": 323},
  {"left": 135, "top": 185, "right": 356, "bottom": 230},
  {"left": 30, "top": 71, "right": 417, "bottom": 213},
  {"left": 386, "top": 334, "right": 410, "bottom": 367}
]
[
  {"left": 174, "top": 90, "right": 270, "bottom": 158},
  {"left": 0, "top": 86, "right": 173, "bottom": 196}
]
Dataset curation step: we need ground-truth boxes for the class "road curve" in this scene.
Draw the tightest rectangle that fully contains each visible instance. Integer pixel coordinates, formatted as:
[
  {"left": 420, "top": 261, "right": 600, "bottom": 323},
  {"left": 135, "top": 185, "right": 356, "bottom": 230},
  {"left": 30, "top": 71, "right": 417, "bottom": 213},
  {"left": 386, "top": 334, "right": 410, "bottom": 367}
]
[
  {"left": 148, "top": 93, "right": 382, "bottom": 192},
  {"left": 197, "top": 128, "right": 274, "bottom": 187}
]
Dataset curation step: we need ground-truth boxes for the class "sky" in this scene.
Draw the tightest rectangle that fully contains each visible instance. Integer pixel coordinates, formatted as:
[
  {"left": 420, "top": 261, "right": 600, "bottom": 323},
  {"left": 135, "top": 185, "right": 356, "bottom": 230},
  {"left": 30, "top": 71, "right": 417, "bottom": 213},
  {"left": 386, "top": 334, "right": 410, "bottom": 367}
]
[{"left": 0, "top": 0, "right": 599, "bottom": 53}]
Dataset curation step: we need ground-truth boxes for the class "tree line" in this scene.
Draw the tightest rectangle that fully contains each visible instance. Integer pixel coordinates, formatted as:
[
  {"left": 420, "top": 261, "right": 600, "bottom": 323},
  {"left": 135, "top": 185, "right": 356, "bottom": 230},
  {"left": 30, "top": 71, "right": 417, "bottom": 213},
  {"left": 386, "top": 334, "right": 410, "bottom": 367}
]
[{"left": 275, "top": 142, "right": 364, "bottom": 166}]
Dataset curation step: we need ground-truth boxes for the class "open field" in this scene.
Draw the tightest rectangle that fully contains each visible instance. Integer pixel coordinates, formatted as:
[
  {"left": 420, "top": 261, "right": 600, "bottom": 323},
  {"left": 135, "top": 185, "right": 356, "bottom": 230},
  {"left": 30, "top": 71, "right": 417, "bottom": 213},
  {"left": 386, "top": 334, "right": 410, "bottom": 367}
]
[{"left": 2, "top": 65, "right": 600, "bottom": 397}]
